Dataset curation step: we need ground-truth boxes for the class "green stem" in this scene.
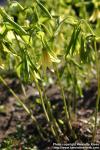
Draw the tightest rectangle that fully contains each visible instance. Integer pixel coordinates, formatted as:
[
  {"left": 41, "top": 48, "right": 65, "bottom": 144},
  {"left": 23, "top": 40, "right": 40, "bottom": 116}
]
[
  {"left": 0, "top": 76, "right": 44, "bottom": 139},
  {"left": 43, "top": 90, "right": 64, "bottom": 137},
  {"left": 73, "top": 66, "right": 77, "bottom": 114},
  {"left": 92, "top": 39, "right": 100, "bottom": 141},
  {"left": 32, "top": 73, "right": 58, "bottom": 140},
  {"left": 54, "top": 65, "right": 76, "bottom": 139},
  {"left": 81, "top": 19, "right": 95, "bottom": 36},
  {"left": 21, "top": 83, "right": 27, "bottom": 97}
]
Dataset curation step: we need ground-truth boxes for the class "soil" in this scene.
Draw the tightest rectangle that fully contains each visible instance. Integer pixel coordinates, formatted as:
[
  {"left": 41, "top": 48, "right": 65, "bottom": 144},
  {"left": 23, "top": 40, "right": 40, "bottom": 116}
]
[{"left": 0, "top": 77, "right": 100, "bottom": 149}]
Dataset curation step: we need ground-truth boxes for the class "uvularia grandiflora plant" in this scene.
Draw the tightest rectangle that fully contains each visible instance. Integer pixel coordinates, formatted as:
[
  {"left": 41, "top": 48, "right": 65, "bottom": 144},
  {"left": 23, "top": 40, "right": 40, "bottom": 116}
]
[{"left": 0, "top": 0, "right": 100, "bottom": 142}]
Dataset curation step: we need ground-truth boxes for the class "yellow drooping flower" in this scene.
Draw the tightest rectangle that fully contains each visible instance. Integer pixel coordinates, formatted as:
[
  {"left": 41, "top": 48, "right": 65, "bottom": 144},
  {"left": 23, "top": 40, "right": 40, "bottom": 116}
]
[
  {"left": 40, "top": 48, "right": 60, "bottom": 71},
  {"left": 89, "top": 9, "right": 100, "bottom": 22}
]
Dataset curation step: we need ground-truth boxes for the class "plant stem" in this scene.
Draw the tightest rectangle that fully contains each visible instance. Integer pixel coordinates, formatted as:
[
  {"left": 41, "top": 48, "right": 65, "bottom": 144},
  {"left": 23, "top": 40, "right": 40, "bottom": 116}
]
[
  {"left": 32, "top": 73, "right": 59, "bottom": 140},
  {"left": 0, "top": 76, "right": 44, "bottom": 139},
  {"left": 73, "top": 66, "right": 77, "bottom": 114},
  {"left": 92, "top": 39, "right": 100, "bottom": 141},
  {"left": 79, "top": 20, "right": 100, "bottom": 141},
  {"left": 54, "top": 65, "right": 76, "bottom": 139},
  {"left": 43, "top": 90, "right": 64, "bottom": 137},
  {"left": 81, "top": 19, "right": 95, "bottom": 36}
]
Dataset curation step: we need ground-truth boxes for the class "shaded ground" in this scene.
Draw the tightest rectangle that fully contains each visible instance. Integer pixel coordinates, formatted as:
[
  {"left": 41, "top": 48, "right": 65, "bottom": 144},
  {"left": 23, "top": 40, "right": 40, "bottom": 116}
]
[{"left": 0, "top": 77, "right": 100, "bottom": 149}]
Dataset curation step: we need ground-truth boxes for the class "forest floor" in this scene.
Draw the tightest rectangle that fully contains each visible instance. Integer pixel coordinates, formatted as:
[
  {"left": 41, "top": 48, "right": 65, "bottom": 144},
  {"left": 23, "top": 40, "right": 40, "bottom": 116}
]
[{"left": 0, "top": 76, "right": 100, "bottom": 149}]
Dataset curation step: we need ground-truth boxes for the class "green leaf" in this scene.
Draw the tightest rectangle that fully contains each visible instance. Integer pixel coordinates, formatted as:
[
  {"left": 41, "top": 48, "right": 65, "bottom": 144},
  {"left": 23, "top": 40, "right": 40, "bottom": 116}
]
[
  {"left": 80, "top": 35, "right": 86, "bottom": 62},
  {"left": 36, "top": 0, "right": 52, "bottom": 19},
  {"left": 65, "top": 27, "right": 76, "bottom": 57},
  {"left": 71, "top": 27, "right": 81, "bottom": 54},
  {"left": 9, "top": 1, "right": 24, "bottom": 15},
  {"left": 0, "top": 8, "right": 27, "bottom": 35},
  {"left": 3, "top": 40, "right": 17, "bottom": 55}
]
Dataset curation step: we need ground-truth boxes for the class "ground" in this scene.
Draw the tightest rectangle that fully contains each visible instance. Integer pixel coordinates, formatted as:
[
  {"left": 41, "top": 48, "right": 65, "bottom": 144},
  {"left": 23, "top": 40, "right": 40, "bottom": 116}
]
[{"left": 0, "top": 76, "right": 100, "bottom": 149}]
